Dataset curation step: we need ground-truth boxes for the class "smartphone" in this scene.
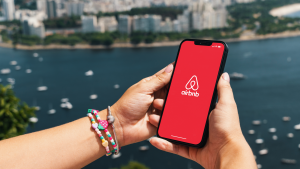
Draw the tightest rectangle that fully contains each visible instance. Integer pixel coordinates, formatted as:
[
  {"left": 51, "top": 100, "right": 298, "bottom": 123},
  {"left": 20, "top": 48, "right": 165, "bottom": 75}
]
[{"left": 157, "top": 39, "right": 228, "bottom": 147}]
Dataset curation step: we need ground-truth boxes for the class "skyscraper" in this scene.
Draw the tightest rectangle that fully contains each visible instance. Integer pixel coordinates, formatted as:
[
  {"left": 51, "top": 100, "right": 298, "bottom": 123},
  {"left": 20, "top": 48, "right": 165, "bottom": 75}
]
[
  {"left": 46, "top": 0, "right": 57, "bottom": 19},
  {"left": 2, "top": 0, "right": 15, "bottom": 21},
  {"left": 37, "top": 0, "right": 47, "bottom": 14},
  {"left": 118, "top": 15, "right": 132, "bottom": 35},
  {"left": 65, "top": 1, "right": 84, "bottom": 16},
  {"left": 22, "top": 18, "right": 45, "bottom": 38}
]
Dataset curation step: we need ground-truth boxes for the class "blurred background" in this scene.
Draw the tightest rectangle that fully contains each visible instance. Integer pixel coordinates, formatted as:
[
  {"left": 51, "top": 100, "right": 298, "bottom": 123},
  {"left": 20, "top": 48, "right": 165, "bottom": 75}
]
[{"left": 0, "top": 0, "right": 300, "bottom": 168}]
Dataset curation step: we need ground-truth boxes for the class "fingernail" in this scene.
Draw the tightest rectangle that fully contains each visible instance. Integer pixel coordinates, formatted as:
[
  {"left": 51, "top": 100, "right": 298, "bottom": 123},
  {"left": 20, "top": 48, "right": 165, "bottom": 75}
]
[
  {"left": 222, "top": 72, "right": 230, "bottom": 83},
  {"left": 164, "top": 64, "right": 173, "bottom": 73}
]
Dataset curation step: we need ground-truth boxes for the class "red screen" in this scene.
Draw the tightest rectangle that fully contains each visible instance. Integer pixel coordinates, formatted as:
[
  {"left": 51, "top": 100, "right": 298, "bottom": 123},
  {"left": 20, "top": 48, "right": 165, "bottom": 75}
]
[{"left": 158, "top": 41, "right": 225, "bottom": 144}]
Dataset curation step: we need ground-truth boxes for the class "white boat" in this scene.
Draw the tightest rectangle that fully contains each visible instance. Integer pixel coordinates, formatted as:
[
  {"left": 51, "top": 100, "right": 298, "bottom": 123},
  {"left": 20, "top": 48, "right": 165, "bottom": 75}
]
[
  {"left": 269, "top": 128, "right": 276, "bottom": 133},
  {"left": 229, "top": 72, "right": 246, "bottom": 80},
  {"left": 298, "top": 144, "right": 300, "bottom": 149},
  {"left": 257, "top": 164, "right": 262, "bottom": 169},
  {"left": 90, "top": 94, "right": 98, "bottom": 100},
  {"left": 33, "top": 53, "right": 39, "bottom": 57},
  {"left": 29, "top": 117, "right": 38, "bottom": 123},
  {"left": 48, "top": 109, "right": 56, "bottom": 114},
  {"left": 139, "top": 145, "right": 149, "bottom": 151},
  {"left": 65, "top": 102, "right": 73, "bottom": 109},
  {"left": 294, "top": 124, "right": 300, "bottom": 130},
  {"left": 112, "top": 152, "right": 121, "bottom": 159},
  {"left": 15, "top": 66, "right": 21, "bottom": 70},
  {"left": 287, "top": 133, "right": 294, "bottom": 138},
  {"left": 255, "top": 138, "right": 264, "bottom": 144},
  {"left": 34, "top": 106, "right": 41, "bottom": 111},
  {"left": 283, "top": 116, "right": 290, "bottom": 121},
  {"left": 39, "top": 57, "right": 43, "bottom": 62},
  {"left": 10, "top": 61, "right": 17, "bottom": 65},
  {"left": 287, "top": 57, "right": 292, "bottom": 62},
  {"left": 252, "top": 120, "right": 261, "bottom": 125},
  {"left": 61, "top": 98, "right": 69, "bottom": 102},
  {"left": 60, "top": 103, "right": 67, "bottom": 108},
  {"left": 7, "top": 78, "right": 15, "bottom": 84},
  {"left": 248, "top": 130, "right": 255, "bottom": 134},
  {"left": 37, "top": 86, "right": 48, "bottom": 91},
  {"left": 272, "top": 135, "right": 278, "bottom": 140},
  {"left": 26, "top": 69, "right": 32, "bottom": 74},
  {"left": 281, "top": 158, "right": 297, "bottom": 164},
  {"left": 85, "top": 70, "right": 93, "bottom": 76},
  {"left": 259, "top": 149, "right": 268, "bottom": 155},
  {"left": 114, "top": 84, "right": 120, "bottom": 89},
  {"left": 1, "top": 68, "right": 11, "bottom": 74}
]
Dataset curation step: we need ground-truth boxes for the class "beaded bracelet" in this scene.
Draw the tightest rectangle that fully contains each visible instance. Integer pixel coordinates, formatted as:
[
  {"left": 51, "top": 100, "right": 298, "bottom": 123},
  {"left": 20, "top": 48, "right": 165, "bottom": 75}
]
[
  {"left": 87, "top": 112, "right": 112, "bottom": 156},
  {"left": 107, "top": 106, "right": 120, "bottom": 155},
  {"left": 88, "top": 109, "right": 118, "bottom": 154}
]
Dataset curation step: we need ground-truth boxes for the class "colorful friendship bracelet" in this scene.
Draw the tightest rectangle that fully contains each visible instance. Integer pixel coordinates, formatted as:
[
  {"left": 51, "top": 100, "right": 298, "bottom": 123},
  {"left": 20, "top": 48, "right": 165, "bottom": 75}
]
[
  {"left": 88, "top": 109, "right": 118, "bottom": 154},
  {"left": 87, "top": 112, "right": 112, "bottom": 156},
  {"left": 107, "top": 106, "right": 120, "bottom": 155}
]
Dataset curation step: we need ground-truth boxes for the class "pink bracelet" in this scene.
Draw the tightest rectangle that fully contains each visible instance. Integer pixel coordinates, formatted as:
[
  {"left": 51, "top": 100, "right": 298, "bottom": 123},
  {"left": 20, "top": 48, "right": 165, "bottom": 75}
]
[
  {"left": 87, "top": 112, "right": 112, "bottom": 156},
  {"left": 89, "top": 109, "right": 118, "bottom": 154}
]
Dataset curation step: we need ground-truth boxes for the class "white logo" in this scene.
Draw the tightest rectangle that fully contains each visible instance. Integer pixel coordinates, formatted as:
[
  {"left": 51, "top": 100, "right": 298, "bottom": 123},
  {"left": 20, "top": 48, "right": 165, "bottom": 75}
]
[{"left": 181, "top": 75, "right": 199, "bottom": 97}]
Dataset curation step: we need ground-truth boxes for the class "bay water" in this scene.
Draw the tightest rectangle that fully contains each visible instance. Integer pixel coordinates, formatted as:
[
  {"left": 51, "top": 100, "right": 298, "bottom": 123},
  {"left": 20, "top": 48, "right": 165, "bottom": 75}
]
[{"left": 1, "top": 36, "right": 300, "bottom": 168}]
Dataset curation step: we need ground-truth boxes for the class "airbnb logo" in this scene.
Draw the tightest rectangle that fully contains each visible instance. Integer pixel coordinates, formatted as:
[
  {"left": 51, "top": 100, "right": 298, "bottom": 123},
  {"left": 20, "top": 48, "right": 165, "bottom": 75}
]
[{"left": 181, "top": 75, "right": 199, "bottom": 97}]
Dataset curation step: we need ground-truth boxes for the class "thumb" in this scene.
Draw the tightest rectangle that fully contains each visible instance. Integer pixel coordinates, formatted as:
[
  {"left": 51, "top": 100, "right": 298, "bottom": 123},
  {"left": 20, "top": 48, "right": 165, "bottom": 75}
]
[
  {"left": 217, "top": 72, "right": 235, "bottom": 105},
  {"left": 144, "top": 64, "right": 173, "bottom": 92}
]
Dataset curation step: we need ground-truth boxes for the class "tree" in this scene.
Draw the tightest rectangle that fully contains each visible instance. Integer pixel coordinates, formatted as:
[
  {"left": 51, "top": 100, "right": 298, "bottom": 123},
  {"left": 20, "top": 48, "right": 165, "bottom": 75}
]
[
  {"left": 103, "top": 36, "right": 114, "bottom": 46},
  {"left": 0, "top": 85, "right": 36, "bottom": 140},
  {"left": 144, "top": 35, "right": 155, "bottom": 44},
  {"left": 130, "top": 35, "right": 143, "bottom": 45}
]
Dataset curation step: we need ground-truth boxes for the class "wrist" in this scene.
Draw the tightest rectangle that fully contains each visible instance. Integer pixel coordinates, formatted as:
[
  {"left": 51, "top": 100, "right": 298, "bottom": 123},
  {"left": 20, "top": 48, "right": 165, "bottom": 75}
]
[{"left": 215, "top": 137, "right": 256, "bottom": 169}]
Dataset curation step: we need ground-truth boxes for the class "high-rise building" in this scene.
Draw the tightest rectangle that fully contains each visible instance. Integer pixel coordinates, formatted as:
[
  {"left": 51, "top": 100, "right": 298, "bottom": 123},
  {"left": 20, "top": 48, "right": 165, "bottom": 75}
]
[
  {"left": 133, "top": 15, "right": 150, "bottom": 32},
  {"left": 37, "top": 0, "right": 47, "bottom": 14},
  {"left": 178, "top": 10, "right": 190, "bottom": 32},
  {"left": 118, "top": 15, "right": 132, "bottom": 34},
  {"left": 46, "top": 0, "right": 57, "bottom": 19},
  {"left": 81, "top": 15, "right": 104, "bottom": 33},
  {"left": 172, "top": 20, "right": 181, "bottom": 32},
  {"left": 22, "top": 18, "right": 45, "bottom": 38},
  {"left": 15, "top": 10, "right": 47, "bottom": 21},
  {"left": 148, "top": 15, "right": 161, "bottom": 32},
  {"left": 99, "top": 16, "right": 118, "bottom": 32},
  {"left": 2, "top": 0, "right": 15, "bottom": 21},
  {"left": 65, "top": 1, "right": 84, "bottom": 16},
  {"left": 160, "top": 17, "right": 173, "bottom": 33}
]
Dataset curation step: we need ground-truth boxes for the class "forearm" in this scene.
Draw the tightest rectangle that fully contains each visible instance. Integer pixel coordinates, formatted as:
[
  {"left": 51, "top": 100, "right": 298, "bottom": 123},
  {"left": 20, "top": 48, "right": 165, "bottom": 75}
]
[
  {"left": 215, "top": 138, "right": 257, "bottom": 169},
  {"left": 0, "top": 108, "right": 122, "bottom": 169}
]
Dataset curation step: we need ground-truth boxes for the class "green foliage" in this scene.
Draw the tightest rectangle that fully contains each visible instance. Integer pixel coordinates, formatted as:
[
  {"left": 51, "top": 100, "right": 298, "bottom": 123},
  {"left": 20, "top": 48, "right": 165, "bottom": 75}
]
[
  {"left": 0, "top": 20, "right": 21, "bottom": 27},
  {"left": 111, "top": 161, "right": 149, "bottom": 169},
  {"left": 19, "top": 35, "right": 42, "bottom": 46},
  {"left": 97, "top": 7, "right": 183, "bottom": 20},
  {"left": 43, "top": 16, "right": 81, "bottom": 29},
  {"left": 0, "top": 85, "right": 36, "bottom": 140}
]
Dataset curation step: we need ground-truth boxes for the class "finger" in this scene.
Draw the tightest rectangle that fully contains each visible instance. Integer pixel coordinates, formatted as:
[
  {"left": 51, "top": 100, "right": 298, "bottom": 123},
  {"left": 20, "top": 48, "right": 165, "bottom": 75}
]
[
  {"left": 149, "top": 114, "right": 160, "bottom": 127},
  {"left": 217, "top": 72, "right": 236, "bottom": 105},
  {"left": 152, "top": 62, "right": 175, "bottom": 78},
  {"left": 153, "top": 99, "right": 164, "bottom": 111},
  {"left": 150, "top": 137, "right": 191, "bottom": 159},
  {"left": 143, "top": 64, "right": 173, "bottom": 93}
]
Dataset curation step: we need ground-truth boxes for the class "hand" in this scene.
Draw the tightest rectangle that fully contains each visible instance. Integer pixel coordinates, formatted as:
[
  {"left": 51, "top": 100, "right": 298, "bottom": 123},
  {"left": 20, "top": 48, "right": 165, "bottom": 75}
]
[
  {"left": 149, "top": 73, "right": 257, "bottom": 169},
  {"left": 111, "top": 64, "right": 174, "bottom": 147}
]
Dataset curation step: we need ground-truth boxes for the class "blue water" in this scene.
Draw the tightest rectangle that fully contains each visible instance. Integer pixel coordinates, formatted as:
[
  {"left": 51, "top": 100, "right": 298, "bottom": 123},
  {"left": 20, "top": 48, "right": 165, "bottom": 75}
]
[{"left": 1, "top": 36, "right": 300, "bottom": 168}]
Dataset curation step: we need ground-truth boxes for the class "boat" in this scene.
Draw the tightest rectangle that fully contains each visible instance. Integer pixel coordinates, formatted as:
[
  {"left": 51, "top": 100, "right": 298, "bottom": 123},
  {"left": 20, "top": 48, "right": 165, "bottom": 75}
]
[
  {"left": 287, "top": 57, "right": 292, "bottom": 62},
  {"left": 34, "top": 106, "right": 41, "bottom": 111},
  {"left": 7, "top": 78, "right": 15, "bottom": 84},
  {"left": 298, "top": 144, "right": 300, "bottom": 149},
  {"left": 112, "top": 152, "right": 121, "bottom": 159},
  {"left": 281, "top": 158, "right": 297, "bottom": 164},
  {"left": 85, "top": 70, "right": 93, "bottom": 76},
  {"left": 272, "top": 135, "right": 278, "bottom": 140},
  {"left": 26, "top": 69, "right": 32, "bottom": 74},
  {"left": 15, "top": 66, "right": 21, "bottom": 70},
  {"left": 259, "top": 149, "right": 268, "bottom": 155},
  {"left": 60, "top": 103, "right": 66, "bottom": 108},
  {"left": 229, "top": 72, "right": 246, "bottom": 80},
  {"left": 48, "top": 109, "right": 56, "bottom": 114},
  {"left": 287, "top": 133, "right": 294, "bottom": 138},
  {"left": 283, "top": 116, "right": 290, "bottom": 121},
  {"left": 255, "top": 138, "right": 263, "bottom": 144},
  {"left": 65, "top": 102, "right": 73, "bottom": 109},
  {"left": 39, "top": 57, "right": 43, "bottom": 62},
  {"left": 114, "top": 84, "right": 120, "bottom": 89},
  {"left": 139, "top": 145, "right": 149, "bottom": 151},
  {"left": 269, "top": 128, "right": 276, "bottom": 133},
  {"left": 294, "top": 124, "right": 300, "bottom": 130},
  {"left": 252, "top": 120, "right": 261, "bottom": 125},
  {"left": 37, "top": 86, "right": 48, "bottom": 91},
  {"left": 10, "top": 61, "right": 17, "bottom": 65},
  {"left": 29, "top": 117, "right": 38, "bottom": 123},
  {"left": 90, "top": 94, "right": 98, "bottom": 100},
  {"left": 33, "top": 53, "right": 39, "bottom": 57},
  {"left": 61, "top": 98, "right": 69, "bottom": 102},
  {"left": 248, "top": 130, "right": 255, "bottom": 134},
  {"left": 257, "top": 164, "right": 262, "bottom": 169},
  {"left": 1, "top": 68, "right": 11, "bottom": 74}
]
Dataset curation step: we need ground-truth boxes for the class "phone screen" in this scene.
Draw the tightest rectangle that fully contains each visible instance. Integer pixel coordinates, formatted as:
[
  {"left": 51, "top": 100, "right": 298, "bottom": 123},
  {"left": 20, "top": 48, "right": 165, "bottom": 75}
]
[{"left": 158, "top": 40, "right": 225, "bottom": 145}]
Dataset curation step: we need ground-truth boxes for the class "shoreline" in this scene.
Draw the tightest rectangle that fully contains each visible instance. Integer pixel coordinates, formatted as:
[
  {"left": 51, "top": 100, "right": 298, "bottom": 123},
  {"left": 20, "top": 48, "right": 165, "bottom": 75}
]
[{"left": 1, "top": 31, "right": 300, "bottom": 50}]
